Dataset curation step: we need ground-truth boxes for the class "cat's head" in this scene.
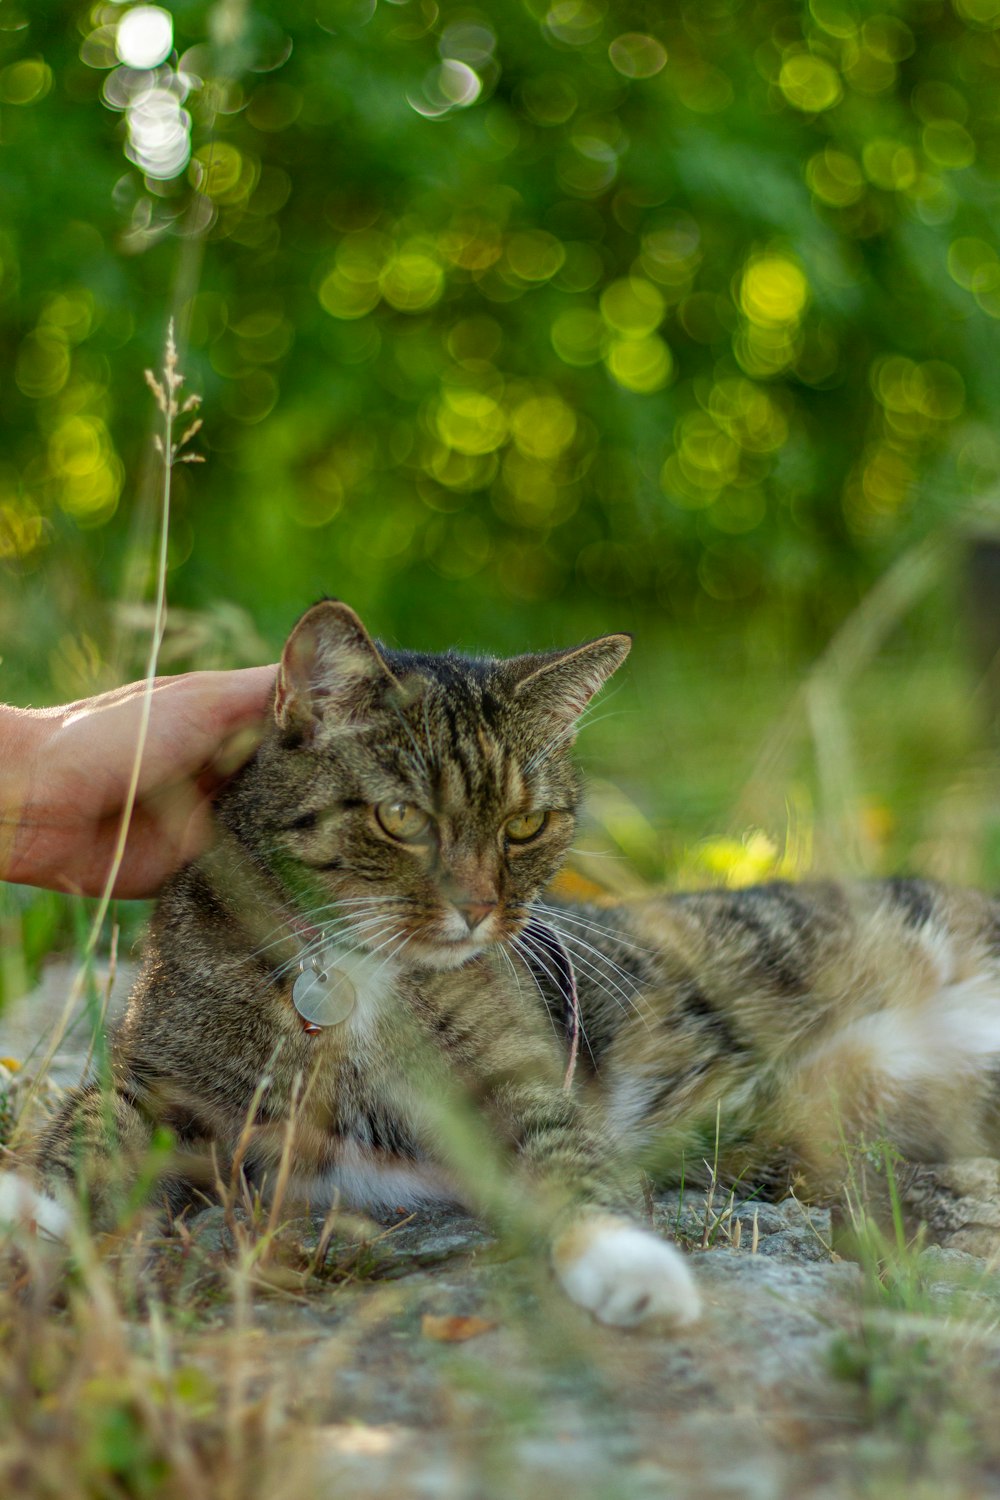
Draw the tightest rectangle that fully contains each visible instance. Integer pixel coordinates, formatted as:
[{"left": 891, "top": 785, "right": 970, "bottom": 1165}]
[{"left": 238, "top": 601, "right": 629, "bottom": 972}]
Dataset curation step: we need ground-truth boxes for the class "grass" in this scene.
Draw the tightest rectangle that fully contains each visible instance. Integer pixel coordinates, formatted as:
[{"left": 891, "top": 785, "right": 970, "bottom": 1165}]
[
  {"left": 825, "top": 1148, "right": 1000, "bottom": 1493},
  {"left": 2, "top": 329, "right": 1000, "bottom": 1493}
]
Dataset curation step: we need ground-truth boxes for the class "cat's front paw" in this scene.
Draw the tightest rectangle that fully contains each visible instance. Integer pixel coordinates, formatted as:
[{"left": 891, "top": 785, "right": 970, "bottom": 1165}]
[
  {"left": 552, "top": 1215, "right": 701, "bottom": 1329},
  {"left": 0, "top": 1172, "right": 72, "bottom": 1244}
]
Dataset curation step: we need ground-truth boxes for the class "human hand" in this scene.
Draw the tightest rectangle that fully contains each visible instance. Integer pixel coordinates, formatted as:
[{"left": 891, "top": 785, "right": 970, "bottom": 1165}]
[{"left": 0, "top": 667, "right": 276, "bottom": 899}]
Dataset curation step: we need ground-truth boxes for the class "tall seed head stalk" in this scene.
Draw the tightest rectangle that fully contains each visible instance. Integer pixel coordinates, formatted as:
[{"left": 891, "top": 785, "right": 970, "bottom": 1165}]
[
  {"left": 12, "top": 323, "right": 206, "bottom": 1143},
  {"left": 144, "top": 320, "right": 204, "bottom": 469}
]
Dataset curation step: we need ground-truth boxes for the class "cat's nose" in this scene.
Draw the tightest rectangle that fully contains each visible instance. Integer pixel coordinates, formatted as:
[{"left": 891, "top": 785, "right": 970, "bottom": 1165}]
[{"left": 456, "top": 901, "right": 497, "bottom": 932}]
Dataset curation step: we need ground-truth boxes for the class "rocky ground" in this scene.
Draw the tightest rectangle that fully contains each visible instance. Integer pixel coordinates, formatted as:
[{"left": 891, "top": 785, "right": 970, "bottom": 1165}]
[{"left": 4, "top": 962, "right": 1000, "bottom": 1499}]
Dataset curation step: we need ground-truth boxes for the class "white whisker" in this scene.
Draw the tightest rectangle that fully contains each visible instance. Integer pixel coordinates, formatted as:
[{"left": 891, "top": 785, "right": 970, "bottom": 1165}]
[
  {"left": 502, "top": 939, "right": 564, "bottom": 1051},
  {"left": 554, "top": 936, "right": 650, "bottom": 1020},
  {"left": 523, "top": 699, "right": 623, "bottom": 775},
  {"left": 523, "top": 923, "right": 651, "bottom": 1031},
  {"left": 509, "top": 931, "right": 597, "bottom": 1070},
  {"left": 265, "top": 914, "right": 401, "bottom": 987},
  {"left": 530, "top": 900, "right": 654, "bottom": 959}
]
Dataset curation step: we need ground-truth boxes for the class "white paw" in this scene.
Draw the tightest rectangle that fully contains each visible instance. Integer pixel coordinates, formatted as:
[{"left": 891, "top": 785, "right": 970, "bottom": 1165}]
[
  {"left": 552, "top": 1215, "right": 701, "bottom": 1329},
  {"left": 0, "top": 1172, "right": 71, "bottom": 1243}
]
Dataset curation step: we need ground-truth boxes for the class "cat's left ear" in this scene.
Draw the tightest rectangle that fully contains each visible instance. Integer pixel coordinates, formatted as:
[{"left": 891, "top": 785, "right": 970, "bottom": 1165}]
[
  {"left": 275, "top": 600, "right": 399, "bottom": 743},
  {"left": 509, "top": 633, "right": 631, "bottom": 732}
]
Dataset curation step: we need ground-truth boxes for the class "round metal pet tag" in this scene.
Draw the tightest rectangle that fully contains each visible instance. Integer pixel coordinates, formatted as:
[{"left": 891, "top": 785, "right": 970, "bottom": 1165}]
[{"left": 292, "top": 965, "right": 357, "bottom": 1027}]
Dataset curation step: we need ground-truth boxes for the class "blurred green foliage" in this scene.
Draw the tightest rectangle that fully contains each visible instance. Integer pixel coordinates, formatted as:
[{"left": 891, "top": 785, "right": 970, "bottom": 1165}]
[{"left": 2, "top": 0, "right": 1000, "bottom": 697}]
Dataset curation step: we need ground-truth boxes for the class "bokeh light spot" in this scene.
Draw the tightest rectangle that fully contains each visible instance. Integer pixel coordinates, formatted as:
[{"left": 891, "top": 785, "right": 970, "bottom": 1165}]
[
  {"left": 544, "top": 2, "right": 605, "bottom": 48},
  {"left": 446, "top": 315, "right": 503, "bottom": 363},
  {"left": 0, "top": 500, "right": 44, "bottom": 560},
  {"left": 871, "top": 354, "right": 965, "bottom": 420},
  {"left": 49, "top": 417, "right": 106, "bottom": 478},
  {"left": 862, "top": 138, "right": 917, "bottom": 190},
  {"left": 115, "top": 6, "right": 174, "bottom": 69},
  {"left": 809, "top": 0, "right": 858, "bottom": 39},
  {"left": 608, "top": 34, "right": 667, "bottom": 79},
  {"left": 599, "top": 277, "right": 665, "bottom": 336},
  {"left": 953, "top": 0, "right": 1000, "bottom": 27},
  {"left": 709, "top": 378, "right": 789, "bottom": 453},
  {"left": 440, "top": 22, "right": 497, "bottom": 66},
  {"left": 15, "top": 335, "right": 70, "bottom": 399},
  {"left": 710, "top": 489, "right": 767, "bottom": 535},
  {"left": 49, "top": 416, "right": 123, "bottom": 522},
  {"left": 126, "top": 85, "right": 192, "bottom": 180},
  {"left": 496, "top": 448, "right": 580, "bottom": 527},
  {"left": 640, "top": 220, "right": 702, "bottom": 287},
  {"left": 862, "top": 16, "right": 915, "bottom": 62},
  {"left": 806, "top": 148, "right": 865, "bottom": 205},
  {"left": 674, "top": 62, "right": 733, "bottom": 114},
  {"left": 0, "top": 59, "right": 53, "bottom": 105},
  {"left": 505, "top": 230, "right": 565, "bottom": 282},
  {"left": 947, "top": 237, "right": 997, "bottom": 290},
  {"left": 429, "top": 446, "right": 498, "bottom": 491},
  {"left": 862, "top": 443, "right": 913, "bottom": 510},
  {"left": 698, "top": 542, "right": 761, "bottom": 600},
  {"left": 912, "top": 360, "right": 965, "bottom": 420},
  {"left": 337, "top": 231, "right": 391, "bottom": 283},
  {"left": 605, "top": 335, "right": 672, "bottom": 392},
  {"left": 318, "top": 268, "right": 380, "bottom": 319},
  {"left": 438, "top": 60, "right": 481, "bottom": 107},
  {"left": 436, "top": 389, "right": 508, "bottom": 454},
  {"left": 974, "top": 269, "right": 1000, "bottom": 317},
  {"left": 510, "top": 395, "right": 577, "bottom": 459},
  {"left": 551, "top": 307, "right": 606, "bottom": 366},
  {"left": 190, "top": 142, "right": 253, "bottom": 201},
  {"left": 740, "top": 256, "right": 808, "bottom": 326},
  {"left": 922, "top": 120, "right": 976, "bottom": 169},
  {"left": 778, "top": 53, "right": 843, "bottom": 112},
  {"left": 41, "top": 290, "right": 94, "bottom": 344},
  {"left": 380, "top": 245, "right": 445, "bottom": 312}
]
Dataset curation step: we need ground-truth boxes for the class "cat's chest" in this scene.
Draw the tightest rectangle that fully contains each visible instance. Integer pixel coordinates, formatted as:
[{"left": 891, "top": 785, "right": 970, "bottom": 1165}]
[
  {"left": 274, "top": 962, "right": 472, "bottom": 1212},
  {"left": 286, "top": 1138, "right": 458, "bottom": 1212},
  {"left": 284, "top": 941, "right": 401, "bottom": 1036},
  {"left": 278, "top": 1033, "right": 460, "bottom": 1212}
]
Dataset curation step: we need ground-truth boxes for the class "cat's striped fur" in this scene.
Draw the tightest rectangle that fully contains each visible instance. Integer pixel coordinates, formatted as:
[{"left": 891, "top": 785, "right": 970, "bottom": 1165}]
[{"left": 11, "top": 602, "right": 1000, "bottom": 1326}]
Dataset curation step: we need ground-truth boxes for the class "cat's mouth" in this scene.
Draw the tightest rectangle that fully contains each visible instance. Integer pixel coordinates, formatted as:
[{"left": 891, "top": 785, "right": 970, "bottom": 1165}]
[
  {"left": 403, "top": 921, "right": 502, "bottom": 970},
  {"left": 388, "top": 908, "right": 511, "bottom": 971},
  {"left": 407, "top": 936, "right": 485, "bottom": 970}
]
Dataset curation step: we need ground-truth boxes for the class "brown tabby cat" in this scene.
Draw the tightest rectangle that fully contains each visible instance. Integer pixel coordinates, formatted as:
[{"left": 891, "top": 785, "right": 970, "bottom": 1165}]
[{"left": 6, "top": 600, "right": 1000, "bottom": 1326}]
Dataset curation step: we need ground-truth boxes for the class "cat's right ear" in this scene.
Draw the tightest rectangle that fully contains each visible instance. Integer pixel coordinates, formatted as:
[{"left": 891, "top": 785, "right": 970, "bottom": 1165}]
[{"left": 275, "top": 601, "right": 397, "bottom": 743}]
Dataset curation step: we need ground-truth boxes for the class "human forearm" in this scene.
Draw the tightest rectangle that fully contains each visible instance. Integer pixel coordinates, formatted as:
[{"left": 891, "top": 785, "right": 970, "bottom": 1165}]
[{"left": 0, "top": 704, "right": 64, "bottom": 888}]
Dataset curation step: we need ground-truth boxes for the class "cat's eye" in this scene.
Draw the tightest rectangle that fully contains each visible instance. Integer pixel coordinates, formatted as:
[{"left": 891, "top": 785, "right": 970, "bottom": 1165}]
[
  {"left": 505, "top": 810, "right": 548, "bottom": 843},
  {"left": 375, "top": 801, "right": 432, "bottom": 842}
]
